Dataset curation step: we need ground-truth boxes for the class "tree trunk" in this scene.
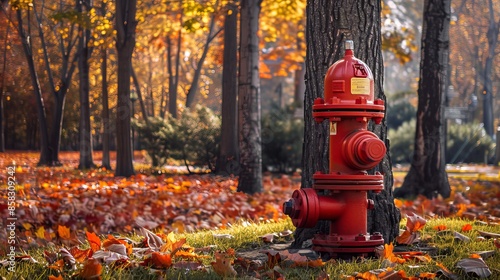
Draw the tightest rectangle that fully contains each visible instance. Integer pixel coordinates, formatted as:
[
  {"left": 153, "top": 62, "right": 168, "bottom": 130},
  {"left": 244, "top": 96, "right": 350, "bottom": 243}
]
[
  {"left": 237, "top": 0, "right": 262, "bottom": 194},
  {"left": 167, "top": 27, "right": 182, "bottom": 118},
  {"left": 294, "top": 0, "right": 400, "bottom": 247},
  {"left": 395, "top": 0, "right": 451, "bottom": 199},
  {"left": 15, "top": 8, "right": 51, "bottom": 165},
  {"left": 482, "top": 0, "right": 499, "bottom": 138},
  {"left": 131, "top": 66, "right": 149, "bottom": 123},
  {"left": 101, "top": 46, "right": 111, "bottom": 170},
  {"left": 216, "top": 3, "right": 239, "bottom": 175},
  {"left": 0, "top": 16, "right": 8, "bottom": 152},
  {"left": 49, "top": 92, "right": 66, "bottom": 166},
  {"left": 114, "top": 0, "right": 138, "bottom": 177},
  {"left": 185, "top": 1, "right": 221, "bottom": 108},
  {"left": 78, "top": 0, "right": 95, "bottom": 170}
]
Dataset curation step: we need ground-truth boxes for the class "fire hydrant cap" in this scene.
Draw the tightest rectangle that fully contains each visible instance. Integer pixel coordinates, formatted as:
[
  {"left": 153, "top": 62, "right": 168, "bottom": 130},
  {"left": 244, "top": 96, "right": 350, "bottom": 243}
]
[{"left": 360, "top": 138, "right": 386, "bottom": 162}]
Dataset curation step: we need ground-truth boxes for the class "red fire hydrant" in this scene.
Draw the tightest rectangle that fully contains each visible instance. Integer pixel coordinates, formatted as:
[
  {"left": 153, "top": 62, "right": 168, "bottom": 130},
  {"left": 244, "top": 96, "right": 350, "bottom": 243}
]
[{"left": 283, "top": 40, "right": 386, "bottom": 258}]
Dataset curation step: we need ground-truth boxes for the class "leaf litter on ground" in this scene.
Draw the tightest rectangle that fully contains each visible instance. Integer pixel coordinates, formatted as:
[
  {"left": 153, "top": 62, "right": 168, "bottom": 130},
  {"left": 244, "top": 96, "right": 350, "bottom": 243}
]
[{"left": 2, "top": 153, "right": 500, "bottom": 279}]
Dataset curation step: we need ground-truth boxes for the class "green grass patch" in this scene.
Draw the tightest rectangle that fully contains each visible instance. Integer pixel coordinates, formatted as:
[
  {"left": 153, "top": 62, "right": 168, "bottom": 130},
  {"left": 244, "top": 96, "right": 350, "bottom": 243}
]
[{"left": 2, "top": 218, "right": 500, "bottom": 279}]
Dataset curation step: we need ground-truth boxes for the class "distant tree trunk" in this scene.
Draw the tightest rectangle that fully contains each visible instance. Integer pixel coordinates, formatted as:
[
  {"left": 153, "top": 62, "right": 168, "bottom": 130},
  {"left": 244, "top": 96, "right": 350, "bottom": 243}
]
[
  {"left": 131, "top": 66, "right": 149, "bottom": 122},
  {"left": 294, "top": 0, "right": 400, "bottom": 247},
  {"left": 185, "top": 0, "right": 221, "bottom": 108},
  {"left": 114, "top": 0, "right": 138, "bottom": 177},
  {"left": 395, "top": 0, "right": 451, "bottom": 199},
  {"left": 78, "top": 0, "right": 95, "bottom": 170},
  {"left": 237, "top": 0, "right": 262, "bottom": 194},
  {"left": 482, "top": 0, "right": 499, "bottom": 137},
  {"left": 14, "top": 8, "right": 51, "bottom": 165},
  {"left": 0, "top": 15, "right": 9, "bottom": 152},
  {"left": 293, "top": 35, "right": 305, "bottom": 109},
  {"left": 101, "top": 46, "right": 111, "bottom": 170},
  {"left": 216, "top": 3, "right": 239, "bottom": 175},
  {"left": 167, "top": 27, "right": 182, "bottom": 118}
]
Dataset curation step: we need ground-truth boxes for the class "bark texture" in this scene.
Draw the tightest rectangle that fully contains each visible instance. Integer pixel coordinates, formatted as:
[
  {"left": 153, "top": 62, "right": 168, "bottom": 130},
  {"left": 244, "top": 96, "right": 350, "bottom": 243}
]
[
  {"left": 395, "top": 0, "right": 451, "bottom": 199},
  {"left": 216, "top": 3, "right": 239, "bottom": 175},
  {"left": 237, "top": 0, "right": 263, "bottom": 194},
  {"left": 114, "top": 0, "right": 137, "bottom": 177},
  {"left": 294, "top": 0, "right": 400, "bottom": 247}
]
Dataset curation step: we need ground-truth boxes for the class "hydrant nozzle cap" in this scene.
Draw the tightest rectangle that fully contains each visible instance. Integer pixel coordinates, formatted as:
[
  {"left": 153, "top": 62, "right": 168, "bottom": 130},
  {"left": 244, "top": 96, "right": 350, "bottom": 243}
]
[{"left": 345, "top": 40, "right": 354, "bottom": 50}]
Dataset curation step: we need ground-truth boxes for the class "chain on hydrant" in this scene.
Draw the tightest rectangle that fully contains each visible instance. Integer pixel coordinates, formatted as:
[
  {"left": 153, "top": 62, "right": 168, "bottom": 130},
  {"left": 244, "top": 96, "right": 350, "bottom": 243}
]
[{"left": 283, "top": 40, "right": 386, "bottom": 259}]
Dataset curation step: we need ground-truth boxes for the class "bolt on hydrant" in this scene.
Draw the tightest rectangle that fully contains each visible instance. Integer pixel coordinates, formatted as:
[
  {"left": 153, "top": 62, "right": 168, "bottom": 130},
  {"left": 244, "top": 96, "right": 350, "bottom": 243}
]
[{"left": 283, "top": 40, "right": 386, "bottom": 259}]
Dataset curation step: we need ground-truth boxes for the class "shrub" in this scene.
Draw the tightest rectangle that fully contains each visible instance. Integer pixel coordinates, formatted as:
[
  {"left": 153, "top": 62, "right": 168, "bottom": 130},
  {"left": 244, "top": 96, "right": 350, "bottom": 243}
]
[
  {"left": 133, "top": 105, "right": 221, "bottom": 171},
  {"left": 447, "top": 123, "right": 495, "bottom": 163},
  {"left": 388, "top": 120, "right": 495, "bottom": 164},
  {"left": 388, "top": 119, "right": 416, "bottom": 164},
  {"left": 171, "top": 106, "right": 221, "bottom": 172},
  {"left": 261, "top": 104, "right": 303, "bottom": 173},
  {"left": 386, "top": 97, "right": 417, "bottom": 130},
  {"left": 133, "top": 117, "right": 174, "bottom": 167}
]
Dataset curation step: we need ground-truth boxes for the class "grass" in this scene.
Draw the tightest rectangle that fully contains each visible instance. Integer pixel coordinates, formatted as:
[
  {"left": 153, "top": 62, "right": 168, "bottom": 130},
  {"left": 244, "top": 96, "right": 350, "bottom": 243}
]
[{"left": 3, "top": 217, "right": 500, "bottom": 279}]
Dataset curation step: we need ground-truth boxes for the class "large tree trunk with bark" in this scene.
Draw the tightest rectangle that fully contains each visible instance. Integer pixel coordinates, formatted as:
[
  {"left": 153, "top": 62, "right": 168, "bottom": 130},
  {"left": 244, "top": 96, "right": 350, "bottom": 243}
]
[
  {"left": 114, "top": 0, "right": 137, "bottom": 177},
  {"left": 237, "top": 0, "right": 262, "bottom": 194},
  {"left": 78, "top": 0, "right": 95, "bottom": 170},
  {"left": 294, "top": 0, "right": 400, "bottom": 247},
  {"left": 395, "top": 0, "right": 451, "bottom": 199},
  {"left": 216, "top": 3, "right": 239, "bottom": 175}
]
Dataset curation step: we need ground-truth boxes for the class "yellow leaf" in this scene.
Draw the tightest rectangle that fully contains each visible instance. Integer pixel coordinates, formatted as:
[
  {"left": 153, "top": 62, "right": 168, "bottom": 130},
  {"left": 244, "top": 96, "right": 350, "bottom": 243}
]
[{"left": 35, "top": 226, "right": 45, "bottom": 239}]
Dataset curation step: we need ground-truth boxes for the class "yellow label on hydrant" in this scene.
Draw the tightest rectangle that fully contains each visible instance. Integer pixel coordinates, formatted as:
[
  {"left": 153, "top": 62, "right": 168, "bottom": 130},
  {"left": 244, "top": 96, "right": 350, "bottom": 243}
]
[{"left": 351, "top": 78, "right": 370, "bottom": 95}]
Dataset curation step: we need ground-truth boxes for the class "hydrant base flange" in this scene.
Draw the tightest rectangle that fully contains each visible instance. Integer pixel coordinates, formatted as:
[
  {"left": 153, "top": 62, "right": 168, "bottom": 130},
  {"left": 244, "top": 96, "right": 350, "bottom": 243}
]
[{"left": 312, "top": 237, "right": 384, "bottom": 259}]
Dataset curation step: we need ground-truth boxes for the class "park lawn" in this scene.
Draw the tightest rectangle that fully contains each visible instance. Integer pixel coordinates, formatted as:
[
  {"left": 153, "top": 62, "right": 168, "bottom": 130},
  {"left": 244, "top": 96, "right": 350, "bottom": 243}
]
[{"left": 2, "top": 217, "right": 500, "bottom": 279}]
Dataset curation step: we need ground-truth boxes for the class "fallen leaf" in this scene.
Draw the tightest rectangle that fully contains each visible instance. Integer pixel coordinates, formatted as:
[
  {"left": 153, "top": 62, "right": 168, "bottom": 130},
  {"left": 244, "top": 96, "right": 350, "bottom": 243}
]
[
  {"left": 48, "top": 275, "right": 64, "bottom": 280},
  {"left": 461, "top": 224, "right": 473, "bottom": 232},
  {"left": 150, "top": 252, "right": 172, "bottom": 269},
  {"left": 57, "top": 225, "right": 71, "bottom": 240},
  {"left": 211, "top": 251, "right": 237, "bottom": 277},
  {"left": 395, "top": 229, "right": 420, "bottom": 244},
  {"left": 477, "top": 230, "right": 500, "bottom": 239},
  {"left": 406, "top": 212, "right": 426, "bottom": 232},
  {"left": 456, "top": 257, "right": 492, "bottom": 278},
  {"left": 453, "top": 231, "right": 471, "bottom": 243},
  {"left": 86, "top": 231, "right": 101, "bottom": 253},
  {"left": 139, "top": 228, "right": 164, "bottom": 250},
  {"left": 261, "top": 233, "right": 276, "bottom": 243},
  {"left": 78, "top": 258, "right": 102, "bottom": 280},
  {"left": 69, "top": 247, "right": 92, "bottom": 263},
  {"left": 433, "top": 224, "right": 447, "bottom": 231},
  {"left": 213, "top": 234, "right": 234, "bottom": 239}
]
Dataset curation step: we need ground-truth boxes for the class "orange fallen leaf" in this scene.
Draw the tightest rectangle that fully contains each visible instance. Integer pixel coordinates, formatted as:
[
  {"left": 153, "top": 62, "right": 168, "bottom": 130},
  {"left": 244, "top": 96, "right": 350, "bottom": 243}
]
[
  {"left": 433, "top": 224, "right": 447, "bottom": 231},
  {"left": 48, "top": 259, "right": 65, "bottom": 272},
  {"left": 86, "top": 231, "right": 101, "bottom": 253},
  {"left": 69, "top": 247, "right": 92, "bottom": 263},
  {"left": 211, "top": 250, "right": 237, "bottom": 277},
  {"left": 151, "top": 252, "right": 172, "bottom": 269},
  {"left": 381, "top": 243, "right": 405, "bottom": 264},
  {"left": 78, "top": 258, "right": 102, "bottom": 280},
  {"left": 462, "top": 224, "right": 473, "bottom": 232},
  {"left": 406, "top": 212, "right": 426, "bottom": 232},
  {"left": 48, "top": 275, "right": 64, "bottom": 280},
  {"left": 58, "top": 225, "right": 71, "bottom": 240}
]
